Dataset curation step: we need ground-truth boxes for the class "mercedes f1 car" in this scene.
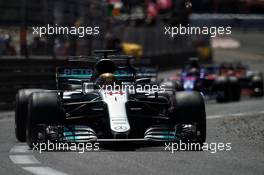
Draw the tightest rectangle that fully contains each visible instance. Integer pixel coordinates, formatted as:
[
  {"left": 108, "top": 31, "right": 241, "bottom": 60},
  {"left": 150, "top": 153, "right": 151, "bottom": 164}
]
[{"left": 15, "top": 51, "right": 206, "bottom": 149}]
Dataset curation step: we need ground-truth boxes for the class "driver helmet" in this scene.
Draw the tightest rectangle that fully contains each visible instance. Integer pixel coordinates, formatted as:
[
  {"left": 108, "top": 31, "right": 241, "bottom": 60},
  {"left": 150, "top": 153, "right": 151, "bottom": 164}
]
[{"left": 96, "top": 73, "right": 118, "bottom": 88}]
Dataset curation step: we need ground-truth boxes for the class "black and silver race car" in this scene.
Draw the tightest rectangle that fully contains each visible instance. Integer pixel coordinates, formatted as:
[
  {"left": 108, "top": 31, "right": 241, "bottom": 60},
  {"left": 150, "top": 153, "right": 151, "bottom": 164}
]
[{"left": 15, "top": 50, "right": 206, "bottom": 148}]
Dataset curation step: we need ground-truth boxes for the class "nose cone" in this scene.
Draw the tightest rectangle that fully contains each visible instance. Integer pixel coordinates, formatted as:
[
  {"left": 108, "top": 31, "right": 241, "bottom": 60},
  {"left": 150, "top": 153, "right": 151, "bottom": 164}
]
[{"left": 101, "top": 90, "right": 130, "bottom": 137}]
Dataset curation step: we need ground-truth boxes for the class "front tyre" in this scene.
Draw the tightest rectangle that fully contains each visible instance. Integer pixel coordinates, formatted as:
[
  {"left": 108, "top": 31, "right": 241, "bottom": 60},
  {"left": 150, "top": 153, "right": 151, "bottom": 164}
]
[
  {"left": 15, "top": 89, "right": 43, "bottom": 142},
  {"left": 26, "top": 92, "right": 65, "bottom": 148},
  {"left": 171, "top": 91, "right": 206, "bottom": 144}
]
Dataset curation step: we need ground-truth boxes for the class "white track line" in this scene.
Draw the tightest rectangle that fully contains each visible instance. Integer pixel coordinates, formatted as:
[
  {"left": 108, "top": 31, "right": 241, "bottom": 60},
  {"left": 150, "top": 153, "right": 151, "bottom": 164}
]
[
  {"left": 0, "top": 111, "right": 14, "bottom": 117},
  {"left": 9, "top": 144, "right": 69, "bottom": 175},
  {"left": 207, "top": 110, "right": 264, "bottom": 120},
  {"left": 0, "top": 117, "right": 12, "bottom": 122},
  {"left": 22, "top": 167, "right": 68, "bottom": 175},
  {"left": 10, "top": 144, "right": 32, "bottom": 153},
  {"left": 0, "top": 111, "right": 14, "bottom": 121},
  {"left": 9, "top": 155, "right": 40, "bottom": 164}
]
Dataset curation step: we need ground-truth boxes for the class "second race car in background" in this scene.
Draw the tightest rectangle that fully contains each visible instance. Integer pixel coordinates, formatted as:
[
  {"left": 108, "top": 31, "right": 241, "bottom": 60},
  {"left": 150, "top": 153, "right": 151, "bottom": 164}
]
[
  {"left": 160, "top": 58, "right": 263, "bottom": 103},
  {"left": 219, "top": 62, "right": 264, "bottom": 97}
]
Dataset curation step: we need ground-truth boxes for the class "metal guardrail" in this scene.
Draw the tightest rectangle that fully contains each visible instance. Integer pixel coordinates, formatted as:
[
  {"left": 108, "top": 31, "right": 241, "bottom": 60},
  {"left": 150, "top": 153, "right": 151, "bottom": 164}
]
[
  {"left": 0, "top": 58, "right": 93, "bottom": 105},
  {"left": 190, "top": 14, "right": 264, "bottom": 28},
  {"left": 0, "top": 59, "right": 59, "bottom": 104},
  {"left": 0, "top": 58, "right": 92, "bottom": 109}
]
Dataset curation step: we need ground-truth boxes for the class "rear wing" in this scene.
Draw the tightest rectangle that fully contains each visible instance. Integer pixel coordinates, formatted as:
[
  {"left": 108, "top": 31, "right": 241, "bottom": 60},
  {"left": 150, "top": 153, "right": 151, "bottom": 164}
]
[
  {"left": 56, "top": 51, "right": 157, "bottom": 89},
  {"left": 56, "top": 67, "right": 137, "bottom": 90},
  {"left": 56, "top": 67, "right": 94, "bottom": 90}
]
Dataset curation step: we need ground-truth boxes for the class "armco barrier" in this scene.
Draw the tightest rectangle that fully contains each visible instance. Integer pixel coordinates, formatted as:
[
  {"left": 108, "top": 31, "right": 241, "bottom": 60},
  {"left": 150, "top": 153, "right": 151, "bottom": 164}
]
[
  {"left": 0, "top": 59, "right": 58, "bottom": 104},
  {"left": 0, "top": 58, "right": 93, "bottom": 105},
  {"left": 190, "top": 14, "right": 264, "bottom": 28}
]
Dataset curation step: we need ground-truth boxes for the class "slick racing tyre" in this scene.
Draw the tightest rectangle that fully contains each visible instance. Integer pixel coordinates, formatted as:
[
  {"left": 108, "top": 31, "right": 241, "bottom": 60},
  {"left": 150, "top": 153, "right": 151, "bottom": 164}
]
[
  {"left": 172, "top": 91, "right": 206, "bottom": 144},
  {"left": 215, "top": 77, "right": 231, "bottom": 103},
  {"left": 215, "top": 77, "right": 241, "bottom": 102},
  {"left": 15, "top": 89, "right": 44, "bottom": 142},
  {"left": 26, "top": 92, "right": 65, "bottom": 148},
  {"left": 251, "top": 75, "right": 264, "bottom": 97},
  {"left": 229, "top": 77, "right": 241, "bottom": 101}
]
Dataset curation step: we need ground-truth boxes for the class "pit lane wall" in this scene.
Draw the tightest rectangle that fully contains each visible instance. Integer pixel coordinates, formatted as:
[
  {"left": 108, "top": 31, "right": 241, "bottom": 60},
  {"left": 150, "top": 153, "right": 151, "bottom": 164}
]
[
  {"left": 0, "top": 58, "right": 92, "bottom": 108},
  {"left": 0, "top": 58, "right": 61, "bottom": 107}
]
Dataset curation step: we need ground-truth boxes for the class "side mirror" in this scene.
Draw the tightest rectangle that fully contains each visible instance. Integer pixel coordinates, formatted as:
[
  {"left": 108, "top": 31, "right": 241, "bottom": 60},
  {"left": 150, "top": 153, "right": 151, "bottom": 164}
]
[{"left": 82, "top": 82, "right": 96, "bottom": 94}]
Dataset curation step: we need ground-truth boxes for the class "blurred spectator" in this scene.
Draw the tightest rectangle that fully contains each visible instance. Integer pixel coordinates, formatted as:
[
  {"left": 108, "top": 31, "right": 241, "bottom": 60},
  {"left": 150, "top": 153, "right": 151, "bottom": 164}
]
[
  {"left": 0, "top": 36, "right": 5, "bottom": 56},
  {"left": 54, "top": 38, "right": 66, "bottom": 56},
  {"left": 104, "top": 31, "right": 122, "bottom": 51},
  {"left": 29, "top": 37, "right": 47, "bottom": 55},
  {"left": 146, "top": 0, "right": 158, "bottom": 24},
  {"left": 68, "top": 35, "right": 77, "bottom": 56},
  {"left": 156, "top": 0, "right": 172, "bottom": 13},
  {"left": 104, "top": 19, "right": 121, "bottom": 51},
  {"left": 0, "top": 35, "right": 17, "bottom": 56}
]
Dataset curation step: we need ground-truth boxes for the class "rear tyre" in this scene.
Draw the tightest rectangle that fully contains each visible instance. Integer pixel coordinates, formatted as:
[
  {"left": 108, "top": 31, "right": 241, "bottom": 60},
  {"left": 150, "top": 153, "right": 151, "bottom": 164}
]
[
  {"left": 229, "top": 77, "right": 241, "bottom": 101},
  {"left": 26, "top": 92, "right": 65, "bottom": 148},
  {"left": 15, "top": 89, "right": 43, "bottom": 142},
  {"left": 215, "top": 77, "right": 231, "bottom": 103},
  {"left": 251, "top": 75, "right": 264, "bottom": 97},
  {"left": 172, "top": 91, "right": 206, "bottom": 144}
]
